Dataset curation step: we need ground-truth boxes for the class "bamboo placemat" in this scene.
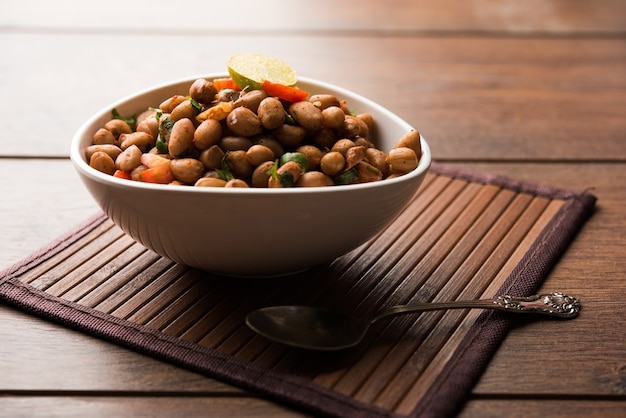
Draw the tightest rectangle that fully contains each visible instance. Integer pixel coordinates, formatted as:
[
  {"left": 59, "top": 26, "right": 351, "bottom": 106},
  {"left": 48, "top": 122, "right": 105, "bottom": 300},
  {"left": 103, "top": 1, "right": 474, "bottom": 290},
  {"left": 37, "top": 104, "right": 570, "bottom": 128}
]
[{"left": 0, "top": 162, "right": 596, "bottom": 418}]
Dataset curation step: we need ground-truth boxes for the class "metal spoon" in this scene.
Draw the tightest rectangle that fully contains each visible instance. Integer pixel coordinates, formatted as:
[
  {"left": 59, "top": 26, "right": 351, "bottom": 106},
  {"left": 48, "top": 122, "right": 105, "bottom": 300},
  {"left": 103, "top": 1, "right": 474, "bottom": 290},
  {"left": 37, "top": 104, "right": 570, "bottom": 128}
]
[{"left": 245, "top": 292, "right": 580, "bottom": 351}]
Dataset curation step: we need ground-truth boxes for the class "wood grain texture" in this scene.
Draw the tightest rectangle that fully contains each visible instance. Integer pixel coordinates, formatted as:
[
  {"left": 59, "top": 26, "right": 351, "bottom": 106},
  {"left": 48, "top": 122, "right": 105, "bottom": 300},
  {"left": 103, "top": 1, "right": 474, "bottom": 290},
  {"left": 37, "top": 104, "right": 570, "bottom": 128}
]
[
  {"left": 6, "top": 165, "right": 585, "bottom": 416},
  {"left": 0, "top": 396, "right": 308, "bottom": 418},
  {"left": 1, "top": 0, "right": 625, "bottom": 416},
  {"left": 460, "top": 400, "right": 626, "bottom": 418},
  {"left": 0, "top": 306, "right": 240, "bottom": 393},
  {"left": 2, "top": 34, "right": 624, "bottom": 160}
]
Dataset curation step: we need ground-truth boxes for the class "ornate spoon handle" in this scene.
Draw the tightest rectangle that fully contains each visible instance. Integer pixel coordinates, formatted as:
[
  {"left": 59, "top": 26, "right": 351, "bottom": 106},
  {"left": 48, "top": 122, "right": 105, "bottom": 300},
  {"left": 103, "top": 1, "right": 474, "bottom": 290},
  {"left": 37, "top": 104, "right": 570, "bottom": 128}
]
[
  {"left": 489, "top": 292, "right": 581, "bottom": 318},
  {"left": 371, "top": 292, "right": 581, "bottom": 323}
]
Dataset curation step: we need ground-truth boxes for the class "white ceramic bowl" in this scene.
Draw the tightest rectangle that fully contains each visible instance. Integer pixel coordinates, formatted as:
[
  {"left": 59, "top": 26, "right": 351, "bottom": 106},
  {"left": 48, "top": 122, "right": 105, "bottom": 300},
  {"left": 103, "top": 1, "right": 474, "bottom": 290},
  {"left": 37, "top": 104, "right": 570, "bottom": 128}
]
[{"left": 71, "top": 74, "right": 431, "bottom": 277}]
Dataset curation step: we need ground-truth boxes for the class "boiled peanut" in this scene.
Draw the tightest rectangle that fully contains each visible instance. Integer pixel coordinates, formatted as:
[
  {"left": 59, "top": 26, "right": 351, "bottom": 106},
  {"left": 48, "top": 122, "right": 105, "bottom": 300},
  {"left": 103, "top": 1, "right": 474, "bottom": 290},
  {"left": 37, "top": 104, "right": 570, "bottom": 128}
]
[
  {"left": 159, "top": 95, "right": 187, "bottom": 113},
  {"left": 365, "top": 147, "right": 389, "bottom": 175},
  {"left": 188, "top": 79, "right": 217, "bottom": 104},
  {"left": 245, "top": 144, "right": 275, "bottom": 166},
  {"left": 170, "top": 158, "right": 205, "bottom": 184},
  {"left": 289, "top": 101, "right": 323, "bottom": 131},
  {"left": 356, "top": 113, "right": 374, "bottom": 132},
  {"left": 86, "top": 144, "right": 122, "bottom": 161},
  {"left": 297, "top": 171, "right": 334, "bottom": 187},
  {"left": 312, "top": 127, "right": 336, "bottom": 149},
  {"left": 309, "top": 94, "right": 340, "bottom": 110},
  {"left": 225, "top": 179, "right": 250, "bottom": 188},
  {"left": 337, "top": 115, "right": 368, "bottom": 138},
  {"left": 168, "top": 118, "right": 195, "bottom": 157},
  {"left": 104, "top": 119, "right": 132, "bottom": 138},
  {"left": 353, "top": 136, "right": 372, "bottom": 149},
  {"left": 234, "top": 89, "right": 267, "bottom": 113},
  {"left": 199, "top": 145, "right": 224, "bottom": 170},
  {"left": 92, "top": 128, "right": 116, "bottom": 145},
  {"left": 115, "top": 144, "right": 142, "bottom": 172},
  {"left": 396, "top": 129, "right": 421, "bottom": 158},
  {"left": 193, "top": 119, "right": 222, "bottom": 150},
  {"left": 272, "top": 124, "right": 306, "bottom": 148},
  {"left": 194, "top": 177, "right": 227, "bottom": 187},
  {"left": 119, "top": 131, "right": 154, "bottom": 151},
  {"left": 345, "top": 145, "right": 366, "bottom": 169},
  {"left": 225, "top": 150, "right": 253, "bottom": 179},
  {"left": 136, "top": 115, "right": 159, "bottom": 140},
  {"left": 331, "top": 139, "right": 356, "bottom": 156},
  {"left": 320, "top": 151, "right": 345, "bottom": 176},
  {"left": 89, "top": 151, "right": 116, "bottom": 175},
  {"left": 321, "top": 106, "right": 345, "bottom": 129},
  {"left": 296, "top": 145, "right": 323, "bottom": 170},
  {"left": 356, "top": 161, "right": 383, "bottom": 183},
  {"left": 253, "top": 136, "right": 284, "bottom": 159},
  {"left": 226, "top": 106, "right": 262, "bottom": 137},
  {"left": 257, "top": 97, "right": 285, "bottom": 130},
  {"left": 251, "top": 160, "right": 275, "bottom": 188},
  {"left": 386, "top": 147, "right": 418, "bottom": 173},
  {"left": 170, "top": 100, "right": 196, "bottom": 122},
  {"left": 219, "top": 136, "right": 252, "bottom": 152}
]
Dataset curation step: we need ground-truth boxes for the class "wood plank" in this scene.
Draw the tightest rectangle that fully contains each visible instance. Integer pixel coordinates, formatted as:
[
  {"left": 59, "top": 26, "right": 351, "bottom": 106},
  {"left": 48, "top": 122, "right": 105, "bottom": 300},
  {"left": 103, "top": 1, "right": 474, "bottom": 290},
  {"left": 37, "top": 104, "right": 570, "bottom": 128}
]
[
  {"left": 460, "top": 400, "right": 626, "bottom": 417},
  {"left": 0, "top": 159, "right": 99, "bottom": 268},
  {"left": 1, "top": 34, "right": 624, "bottom": 160},
  {"left": 475, "top": 300, "right": 626, "bottom": 396},
  {"left": 0, "top": 306, "right": 240, "bottom": 394},
  {"left": 0, "top": 396, "right": 308, "bottom": 418},
  {"left": 3, "top": 0, "right": 625, "bottom": 34},
  {"left": 2, "top": 297, "right": 624, "bottom": 399},
  {"left": 1, "top": 161, "right": 624, "bottom": 400},
  {"left": 1, "top": 397, "right": 624, "bottom": 418},
  {"left": 1, "top": 2, "right": 622, "bottom": 416},
  {"left": 455, "top": 162, "right": 625, "bottom": 297}
]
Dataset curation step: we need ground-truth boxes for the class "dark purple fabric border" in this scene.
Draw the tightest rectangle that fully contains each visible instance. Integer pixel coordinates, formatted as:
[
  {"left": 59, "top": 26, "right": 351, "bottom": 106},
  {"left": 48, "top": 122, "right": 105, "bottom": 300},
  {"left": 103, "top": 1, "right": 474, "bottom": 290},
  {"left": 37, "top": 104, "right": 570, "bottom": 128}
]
[{"left": 0, "top": 162, "right": 596, "bottom": 418}]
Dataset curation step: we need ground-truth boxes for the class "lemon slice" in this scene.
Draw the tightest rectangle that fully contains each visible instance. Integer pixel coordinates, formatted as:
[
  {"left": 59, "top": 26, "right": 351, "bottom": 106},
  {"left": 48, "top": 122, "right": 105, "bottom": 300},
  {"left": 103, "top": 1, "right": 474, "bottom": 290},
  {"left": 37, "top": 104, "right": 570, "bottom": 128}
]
[{"left": 227, "top": 53, "right": 298, "bottom": 90}]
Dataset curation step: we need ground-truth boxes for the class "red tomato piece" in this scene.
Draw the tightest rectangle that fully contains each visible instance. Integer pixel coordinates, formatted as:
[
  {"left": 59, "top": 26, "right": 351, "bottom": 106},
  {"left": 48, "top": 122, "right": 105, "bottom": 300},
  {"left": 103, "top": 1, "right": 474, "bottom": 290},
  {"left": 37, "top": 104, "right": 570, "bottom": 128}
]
[
  {"left": 213, "top": 78, "right": 241, "bottom": 91},
  {"left": 261, "top": 80, "right": 309, "bottom": 102},
  {"left": 140, "top": 160, "right": 174, "bottom": 184},
  {"left": 113, "top": 170, "right": 132, "bottom": 180}
]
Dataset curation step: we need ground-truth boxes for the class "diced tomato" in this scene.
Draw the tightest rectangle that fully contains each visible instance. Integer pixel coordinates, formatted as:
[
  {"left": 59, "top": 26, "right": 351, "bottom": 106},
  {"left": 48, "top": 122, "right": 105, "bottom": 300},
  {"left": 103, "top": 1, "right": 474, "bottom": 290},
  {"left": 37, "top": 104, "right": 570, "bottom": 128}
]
[
  {"left": 213, "top": 78, "right": 240, "bottom": 91},
  {"left": 140, "top": 160, "right": 175, "bottom": 184},
  {"left": 113, "top": 169, "right": 132, "bottom": 180},
  {"left": 261, "top": 80, "right": 309, "bottom": 102}
]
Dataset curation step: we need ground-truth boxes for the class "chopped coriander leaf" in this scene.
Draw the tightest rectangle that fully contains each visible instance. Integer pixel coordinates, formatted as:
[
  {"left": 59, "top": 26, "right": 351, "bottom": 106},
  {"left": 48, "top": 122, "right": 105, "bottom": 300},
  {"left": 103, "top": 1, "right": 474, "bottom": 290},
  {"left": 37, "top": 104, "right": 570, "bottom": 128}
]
[
  {"left": 334, "top": 168, "right": 359, "bottom": 185},
  {"left": 186, "top": 96, "right": 202, "bottom": 114},
  {"left": 155, "top": 134, "right": 168, "bottom": 153},
  {"left": 217, "top": 155, "right": 235, "bottom": 181},
  {"left": 279, "top": 172, "right": 295, "bottom": 187},
  {"left": 279, "top": 152, "right": 308, "bottom": 171},
  {"left": 111, "top": 108, "right": 137, "bottom": 129},
  {"left": 267, "top": 159, "right": 280, "bottom": 180}
]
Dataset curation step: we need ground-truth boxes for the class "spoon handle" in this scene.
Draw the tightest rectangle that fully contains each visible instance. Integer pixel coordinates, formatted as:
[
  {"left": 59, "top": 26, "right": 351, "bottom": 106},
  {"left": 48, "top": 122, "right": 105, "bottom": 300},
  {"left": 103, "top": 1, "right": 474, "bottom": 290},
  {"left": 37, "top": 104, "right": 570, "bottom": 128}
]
[{"left": 371, "top": 292, "right": 580, "bottom": 323}]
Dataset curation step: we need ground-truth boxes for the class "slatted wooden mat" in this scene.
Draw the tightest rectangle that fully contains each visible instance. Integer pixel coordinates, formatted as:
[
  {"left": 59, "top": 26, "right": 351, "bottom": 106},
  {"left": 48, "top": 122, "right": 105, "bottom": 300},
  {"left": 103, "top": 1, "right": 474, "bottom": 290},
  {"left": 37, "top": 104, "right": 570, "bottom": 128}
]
[{"left": 0, "top": 162, "right": 595, "bottom": 418}]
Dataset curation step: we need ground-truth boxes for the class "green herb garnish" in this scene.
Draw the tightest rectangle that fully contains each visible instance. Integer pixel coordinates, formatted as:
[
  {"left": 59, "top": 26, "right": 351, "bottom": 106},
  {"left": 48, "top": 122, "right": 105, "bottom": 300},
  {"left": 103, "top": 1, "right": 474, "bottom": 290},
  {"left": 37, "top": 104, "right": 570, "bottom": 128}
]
[
  {"left": 334, "top": 168, "right": 359, "bottom": 185},
  {"left": 216, "top": 154, "right": 235, "bottom": 181},
  {"left": 111, "top": 108, "right": 137, "bottom": 129}
]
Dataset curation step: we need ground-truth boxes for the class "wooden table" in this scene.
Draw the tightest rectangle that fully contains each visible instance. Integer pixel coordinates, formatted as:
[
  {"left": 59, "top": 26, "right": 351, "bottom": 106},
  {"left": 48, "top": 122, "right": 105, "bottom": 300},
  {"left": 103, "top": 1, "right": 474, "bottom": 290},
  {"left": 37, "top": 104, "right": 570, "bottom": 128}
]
[{"left": 1, "top": 1, "right": 625, "bottom": 416}]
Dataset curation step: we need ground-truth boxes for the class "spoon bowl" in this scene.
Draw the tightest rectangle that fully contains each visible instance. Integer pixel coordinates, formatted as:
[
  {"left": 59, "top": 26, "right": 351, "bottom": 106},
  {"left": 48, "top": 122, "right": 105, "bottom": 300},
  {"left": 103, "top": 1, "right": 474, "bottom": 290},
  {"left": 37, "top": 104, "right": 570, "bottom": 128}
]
[{"left": 245, "top": 292, "right": 581, "bottom": 351}]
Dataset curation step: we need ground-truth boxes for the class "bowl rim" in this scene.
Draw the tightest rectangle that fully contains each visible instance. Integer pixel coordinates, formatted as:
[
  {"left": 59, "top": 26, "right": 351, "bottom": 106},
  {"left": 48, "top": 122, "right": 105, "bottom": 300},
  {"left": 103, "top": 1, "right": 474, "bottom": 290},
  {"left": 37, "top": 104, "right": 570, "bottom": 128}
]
[{"left": 70, "top": 74, "right": 432, "bottom": 195}]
